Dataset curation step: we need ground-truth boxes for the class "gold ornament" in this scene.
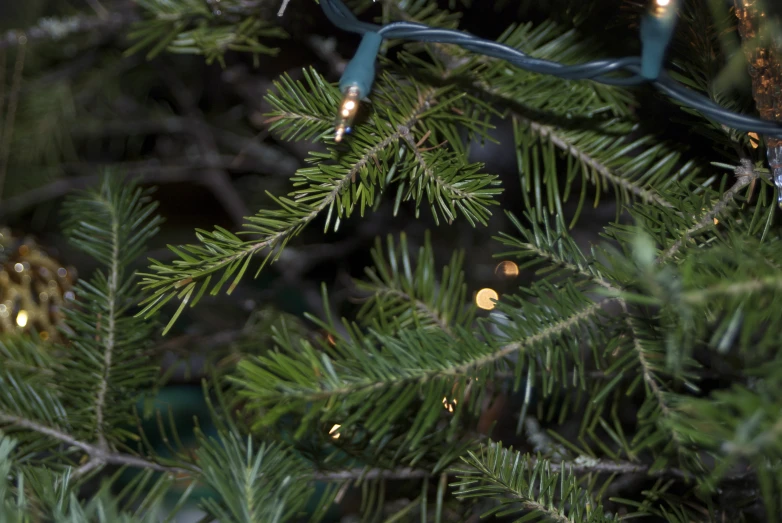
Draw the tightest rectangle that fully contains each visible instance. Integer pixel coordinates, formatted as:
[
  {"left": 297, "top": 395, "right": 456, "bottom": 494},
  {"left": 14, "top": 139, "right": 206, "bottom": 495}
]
[
  {"left": 0, "top": 227, "right": 76, "bottom": 341},
  {"left": 734, "top": 1, "right": 782, "bottom": 204}
]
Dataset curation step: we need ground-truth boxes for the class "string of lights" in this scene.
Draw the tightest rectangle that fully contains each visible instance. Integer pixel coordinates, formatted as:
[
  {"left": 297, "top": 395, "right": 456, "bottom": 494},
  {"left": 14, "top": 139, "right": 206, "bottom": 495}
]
[{"left": 320, "top": 0, "right": 782, "bottom": 142}]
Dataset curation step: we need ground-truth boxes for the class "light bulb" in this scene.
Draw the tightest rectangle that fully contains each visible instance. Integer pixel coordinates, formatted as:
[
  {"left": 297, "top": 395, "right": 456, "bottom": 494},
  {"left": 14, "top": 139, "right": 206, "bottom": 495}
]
[{"left": 334, "top": 85, "right": 361, "bottom": 142}]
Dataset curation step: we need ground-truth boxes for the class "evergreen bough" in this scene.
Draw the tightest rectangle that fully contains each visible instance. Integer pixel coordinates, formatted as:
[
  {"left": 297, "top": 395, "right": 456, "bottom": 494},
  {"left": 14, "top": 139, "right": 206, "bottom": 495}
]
[{"left": 1, "top": 0, "right": 781, "bottom": 521}]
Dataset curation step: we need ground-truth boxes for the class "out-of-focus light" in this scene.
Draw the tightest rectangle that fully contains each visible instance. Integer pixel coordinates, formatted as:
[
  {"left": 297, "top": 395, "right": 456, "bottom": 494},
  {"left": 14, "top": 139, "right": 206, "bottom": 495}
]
[
  {"left": 476, "top": 288, "right": 499, "bottom": 310},
  {"left": 16, "top": 310, "right": 28, "bottom": 328},
  {"left": 495, "top": 261, "right": 519, "bottom": 278}
]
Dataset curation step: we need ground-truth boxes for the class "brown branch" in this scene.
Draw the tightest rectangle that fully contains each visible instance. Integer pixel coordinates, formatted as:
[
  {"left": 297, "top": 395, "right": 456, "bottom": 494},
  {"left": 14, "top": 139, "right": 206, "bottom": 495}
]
[
  {"left": 158, "top": 67, "right": 250, "bottom": 225},
  {"left": 311, "top": 454, "right": 697, "bottom": 485},
  {"left": 0, "top": 412, "right": 191, "bottom": 476}
]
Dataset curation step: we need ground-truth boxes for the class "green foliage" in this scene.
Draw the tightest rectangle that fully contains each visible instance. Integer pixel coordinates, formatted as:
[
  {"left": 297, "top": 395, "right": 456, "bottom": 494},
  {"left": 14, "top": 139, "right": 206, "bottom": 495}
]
[
  {"left": 196, "top": 432, "right": 314, "bottom": 522},
  {"left": 0, "top": 433, "right": 188, "bottom": 522},
  {"left": 138, "top": 66, "right": 501, "bottom": 334},
  {"left": 128, "top": 0, "right": 287, "bottom": 64},
  {"left": 453, "top": 442, "right": 614, "bottom": 522},
  {"left": 59, "top": 174, "right": 162, "bottom": 446},
  {"left": 355, "top": 231, "right": 476, "bottom": 333},
  {"left": 5, "top": 0, "right": 782, "bottom": 520}
]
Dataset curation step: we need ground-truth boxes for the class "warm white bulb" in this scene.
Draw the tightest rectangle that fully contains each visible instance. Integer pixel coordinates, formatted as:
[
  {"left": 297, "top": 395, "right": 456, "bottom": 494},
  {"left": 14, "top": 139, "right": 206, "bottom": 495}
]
[
  {"left": 656, "top": 0, "right": 670, "bottom": 6},
  {"left": 16, "top": 310, "right": 28, "bottom": 328}
]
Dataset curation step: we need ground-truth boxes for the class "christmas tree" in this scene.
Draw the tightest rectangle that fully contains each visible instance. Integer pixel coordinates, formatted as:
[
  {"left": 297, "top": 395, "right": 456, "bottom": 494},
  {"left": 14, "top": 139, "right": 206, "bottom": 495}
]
[{"left": 1, "top": 0, "right": 782, "bottom": 521}]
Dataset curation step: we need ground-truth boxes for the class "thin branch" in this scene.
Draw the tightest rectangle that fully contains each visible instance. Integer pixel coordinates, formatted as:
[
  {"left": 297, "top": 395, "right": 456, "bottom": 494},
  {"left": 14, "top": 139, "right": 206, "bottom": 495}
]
[
  {"left": 516, "top": 238, "right": 617, "bottom": 292},
  {"left": 0, "top": 158, "right": 266, "bottom": 219},
  {"left": 621, "top": 306, "right": 689, "bottom": 459},
  {"left": 681, "top": 274, "right": 782, "bottom": 304},
  {"left": 0, "top": 38, "right": 25, "bottom": 201},
  {"left": 312, "top": 467, "right": 431, "bottom": 481},
  {"left": 0, "top": 412, "right": 191, "bottom": 475},
  {"left": 0, "top": 10, "right": 138, "bottom": 50},
  {"left": 660, "top": 160, "right": 758, "bottom": 261},
  {"left": 92, "top": 192, "right": 121, "bottom": 451},
  {"left": 311, "top": 454, "right": 697, "bottom": 485},
  {"left": 454, "top": 299, "right": 609, "bottom": 375},
  {"left": 159, "top": 67, "right": 250, "bottom": 225}
]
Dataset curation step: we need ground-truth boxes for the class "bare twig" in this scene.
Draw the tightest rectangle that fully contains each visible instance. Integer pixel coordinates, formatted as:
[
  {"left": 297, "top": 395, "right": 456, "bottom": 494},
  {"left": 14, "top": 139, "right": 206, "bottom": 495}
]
[
  {"left": 0, "top": 161, "right": 248, "bottom": 219},
  {"left": 0, "top": 10, "right": 138, "bottom": 50},
  {"left": 158, "top": 67, "right": 250, "bottom": 225},
  {"left": 312, "top": 467, "right": 431, "bottom": 481},
  {"left": 0, "top": 412, "right": 191, "bottom": 476},
  {"left": 0, "top": 37, "right": 26, "bottom": 201},
  {"left": 660, "top": 161, "right": 758, "bottom": 262},
  {"left": 306, "top": 35, "right": 346, "bottom": 76},
  {"left": 310, "top": 455, "right": 700, "bottom": 485}
]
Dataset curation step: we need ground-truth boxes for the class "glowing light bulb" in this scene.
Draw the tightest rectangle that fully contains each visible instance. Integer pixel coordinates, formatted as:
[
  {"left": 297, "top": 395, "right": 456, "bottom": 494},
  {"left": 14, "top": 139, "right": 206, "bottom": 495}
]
[
  {"left": 16, "top": 310, "right": 28, "bottom": 328},
  {"left": 656, "top": 0, "right": 670, "bottom": 6},
  {"left": 334, "top": 86, "right": 361, "bottom": 143}
]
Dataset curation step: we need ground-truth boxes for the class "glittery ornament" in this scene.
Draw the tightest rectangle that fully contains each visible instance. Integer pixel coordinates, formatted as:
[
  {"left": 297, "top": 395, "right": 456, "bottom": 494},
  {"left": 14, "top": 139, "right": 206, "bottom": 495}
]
[
  {"left": 734, "top": 1, "right": 782, "bottom": 204},
  {"left": 0, "top": 227, "right": 76, "bottom": 341}
]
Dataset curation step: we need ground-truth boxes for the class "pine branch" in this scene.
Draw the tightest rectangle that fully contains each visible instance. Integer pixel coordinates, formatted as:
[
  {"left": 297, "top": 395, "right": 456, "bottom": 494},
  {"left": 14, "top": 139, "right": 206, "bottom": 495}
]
[
  {"left": 496, "top": 211, "right": 617, "bottom": 291},
  {"left": 312, "top": 455, "right": 699, "bottom": 483},
  {"left": 235, "top": 289, "right": 610, "bottom": 449},
  {"left": 355, "top": 232, "right": 474, "bottom": 336},
  {"left": 453, "top": 442, "right": 614, "bottom": 523},
  {"left": 463, "top": 299, "right": 608, "bottom": 374},
  {"left": 621, "top": 312, "right": 692, "bottom": 463},
  {"left": 393, "top": 12, "right": 696, "bottom": 220},
  {"left": 60, "top": 174, "right": 162, "bottom": 447},
  {"left": 196, "top": 432, "right": 313, "bottom": 523},
  {"left": 139, "top": 68, "right": 499, "bottom": 333},
  {"left": 514, "top": 114, "right": 675, "bottom": 210},
  {"left": 127, "top": 0, "right": 285, "bottom": 62}
]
